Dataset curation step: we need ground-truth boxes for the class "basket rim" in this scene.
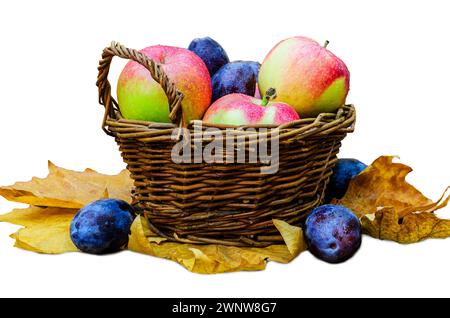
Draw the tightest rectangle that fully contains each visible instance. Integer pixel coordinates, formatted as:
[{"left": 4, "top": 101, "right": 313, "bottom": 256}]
[{"left": 103, "top": 104, "right": 356, "bottom": 143}]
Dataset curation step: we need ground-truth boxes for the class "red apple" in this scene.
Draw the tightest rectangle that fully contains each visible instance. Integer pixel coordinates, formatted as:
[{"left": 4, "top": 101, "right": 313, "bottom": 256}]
[
  {"left": 202, "top": 89, "right": 299, "bottom": 125},
  {"left": 258, "top": 36, "right": 350, "bottom": 117},
  {"left": 117, "top": 45, "right": 211, "bottom": 124}
]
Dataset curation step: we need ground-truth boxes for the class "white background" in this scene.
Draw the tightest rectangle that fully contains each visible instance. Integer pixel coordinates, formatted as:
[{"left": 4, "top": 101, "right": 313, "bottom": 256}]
[{"left": 0, "top": 0, "right": 449, "bottom": 298}]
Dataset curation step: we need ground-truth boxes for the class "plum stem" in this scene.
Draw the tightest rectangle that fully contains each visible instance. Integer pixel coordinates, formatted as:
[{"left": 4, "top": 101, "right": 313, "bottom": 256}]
[
  {"left": 262, "top": 88, "right": 277, "bottom": 106},
  {"left": 324, "top": 40, "right": 330, "bottom": 48}
]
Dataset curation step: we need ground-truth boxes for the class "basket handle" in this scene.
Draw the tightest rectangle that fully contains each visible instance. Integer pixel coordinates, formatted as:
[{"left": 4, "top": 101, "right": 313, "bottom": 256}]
[{"left": 96, "top": 41, "right": 184, "bottom": 133}]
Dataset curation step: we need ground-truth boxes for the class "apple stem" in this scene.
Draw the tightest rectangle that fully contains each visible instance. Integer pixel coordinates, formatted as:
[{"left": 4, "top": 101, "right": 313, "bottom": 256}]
[
  {"left": 324, "top": 40, "right": 330, "bottom": 48},
  {"left": 262, "top": 88, "right": 277, "bottom": 106}
]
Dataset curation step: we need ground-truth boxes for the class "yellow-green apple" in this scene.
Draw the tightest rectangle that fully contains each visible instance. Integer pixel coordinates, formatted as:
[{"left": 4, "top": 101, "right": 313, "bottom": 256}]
[
  {"left": 203, "top": 88, "right": 299, "bottom": 125},
  {"left": 117, "top": 45, "right": 211, "bottom": 124},
  {"left": 258, "top": 36, "right": 350, "bottom": 117}
]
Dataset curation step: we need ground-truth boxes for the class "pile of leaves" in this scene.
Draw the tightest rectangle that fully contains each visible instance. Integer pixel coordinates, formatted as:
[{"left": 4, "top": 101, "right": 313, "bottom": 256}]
[
  {"left": 0, "top": 156, "right": 448, "bottom": 274},
  {"left": 0, "top": 163, "right": 304, "bottom": 273},
  {"left": 336, "top": 156, "right": 450, "bottom": 243}
]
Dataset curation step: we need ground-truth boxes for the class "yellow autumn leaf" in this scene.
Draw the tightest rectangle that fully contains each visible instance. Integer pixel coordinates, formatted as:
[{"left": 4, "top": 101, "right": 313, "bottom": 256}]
[
  {"left": 0, "top": 161, "right": 133, "bottom": 209},
  {"left": 128, "top": 216, "right": 306, "bottom": 274},
  {"left": 337, "top": 156, "right": 450, "bottom": 243},
  {"left": 0, "top": 205, "right": 307, "bottom": 272},
  {"left": 0, "top": 206, "right": 78, "bottom": 253},
  {"left": 273, "top": 219, "right": 306, "bottom": 256},
  {"left": 11, "top": 221, "right": 78, "bottom": 254},
  {"left": 0, "top": 164, "right": 307, "bottom": 272}
]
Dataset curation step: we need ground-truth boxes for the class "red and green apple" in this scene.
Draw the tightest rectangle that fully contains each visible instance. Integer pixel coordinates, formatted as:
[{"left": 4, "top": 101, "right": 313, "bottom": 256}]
[
  {"left": 117, "top": 45, "right": 212, "bottom": 124},
  {"left": 202, "top": 89, "right": 299, "bottom": 126},
  {"left": 258, "top": 36, "right": 350, "bottom": 117}
]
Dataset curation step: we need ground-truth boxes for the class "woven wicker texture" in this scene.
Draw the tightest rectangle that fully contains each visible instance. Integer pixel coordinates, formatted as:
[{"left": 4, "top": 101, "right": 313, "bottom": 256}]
[{"left": 97, "top": 42, "right": 356, "bottom": 247}]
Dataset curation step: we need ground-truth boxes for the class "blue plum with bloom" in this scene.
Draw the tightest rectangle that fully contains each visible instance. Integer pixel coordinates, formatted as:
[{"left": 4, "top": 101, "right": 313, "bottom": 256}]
[
  {"left": 325, "top": 158, "right": 367, "bottom": 201},
  {"left": 211, "top": 61, "right": 261, "bottom": 102},
  {"left": 188, "top": 36, "right": 230, "bottom": 76},
  {"left": 70, "top": 199, "right": 135, "bottom": 254},
  {"left": 305, "top": 204, "right": 361, "bottom": 263}
]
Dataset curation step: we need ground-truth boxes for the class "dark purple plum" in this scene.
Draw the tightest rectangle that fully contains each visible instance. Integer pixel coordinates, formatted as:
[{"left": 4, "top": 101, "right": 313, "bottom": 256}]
[
  {"left": 70, "top": 199, "right": 135, "bottom": 255},
  {"left": 305, "top": 204, "right": 361, "bottom": 263},
  {"left": 246, "top": 61, "right": 261, "bottom": 81},
  {"left": 211, "top": 61, "right": 260, "bottom": 102},
  {"left": 325, "top": 158, "right": 367, "bottom": 201},
  {"left": 188, "top": 37, "right": 230, "bottom": 76}
]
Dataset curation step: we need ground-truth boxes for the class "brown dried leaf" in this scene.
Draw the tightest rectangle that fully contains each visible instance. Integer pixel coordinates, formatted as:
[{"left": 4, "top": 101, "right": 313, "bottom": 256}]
[
  {"left": 128, "top": 216, "right": 306, "bottom": 274},
  {"left": 337, "top": 156, "right": 433, "bottom": 218},
  {"left": 337, "top": 155, "right": 450, "bottom": 243},
  {"left": 0, "top": 162, "right": 133, "bottom": 208},
  {"left": 0, "top": 206, "right": 78, "bottom": 253},
  {"left": 362, "top": 206, "right": 450, "bottom": 243}
]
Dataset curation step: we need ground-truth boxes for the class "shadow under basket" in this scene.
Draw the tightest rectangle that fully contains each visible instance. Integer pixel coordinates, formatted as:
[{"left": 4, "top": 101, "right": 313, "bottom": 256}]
[{"left": 96, "top": 42, "right": 356, "bottom": 247}]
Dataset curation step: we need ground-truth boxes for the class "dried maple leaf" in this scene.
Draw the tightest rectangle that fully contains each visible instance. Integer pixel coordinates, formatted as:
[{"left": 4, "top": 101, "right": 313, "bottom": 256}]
[
  {"left": 0, "top": 206, "right": 78, "bottom": 253},
  {"left": 0, "top": 161, "right": 133, "bottom": 209},
  {"left": 128, "top": 216, "right": 306, "bottom": 274},
  {"left": 362, "top": 206, "right": 450, "bottom": 243},
  {"left": 336, "top": 156, "right": 450, "bottom": 243},
  {"left": 336, "top": 156, "right": 433, "bottom": 217}
]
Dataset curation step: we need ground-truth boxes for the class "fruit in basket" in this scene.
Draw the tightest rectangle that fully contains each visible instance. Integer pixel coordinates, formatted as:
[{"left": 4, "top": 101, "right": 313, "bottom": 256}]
[
  {"left": 117, "top": 45, "right": 211, "bottom": 124},
  {"left": 203, "top": 88, "right": 299, "bottom": 125},
  {"left": 259, "top": 36, "right": 350, "bottom": 117},
  {"left": 254, "top": 83, "right": 262, "bottom": 99},
  {"left": 188, "top": 36, "right": 230, "bottom": 76},
  {"left": 70, "top": 199, "right": 135, "bottom": 254},
  {"left": 305, "top": 204, "right": 361, "bottom": 263},
  {"left": 251, "top": 64, "right": 262, "bottom": 98},
  {"left": 211, "top": 61, "right": 261, "bottom": 102},
  {"left": 247, "top": 61, "right": 261, "bottom": 81},
  {"left": 325, "top": 158, "right": 367, "bottom": 201}
]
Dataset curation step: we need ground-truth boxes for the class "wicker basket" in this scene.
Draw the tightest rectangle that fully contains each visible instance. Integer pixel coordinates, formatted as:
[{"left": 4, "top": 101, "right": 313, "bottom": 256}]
[{"left": 96, "top": 42, "right": 356, "bottom": 247}]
